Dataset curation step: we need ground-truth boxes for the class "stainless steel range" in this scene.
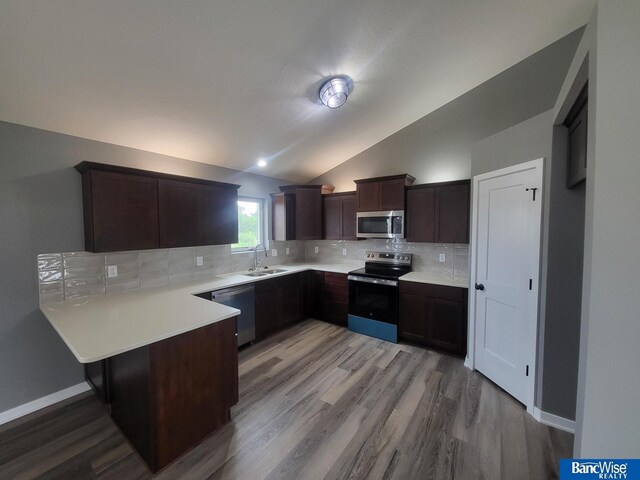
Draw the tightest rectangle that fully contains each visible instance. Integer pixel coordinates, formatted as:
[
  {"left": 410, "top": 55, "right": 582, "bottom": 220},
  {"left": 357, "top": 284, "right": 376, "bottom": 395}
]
[{"left": 347, "top": 251, "right": 412, "bottom": 343}]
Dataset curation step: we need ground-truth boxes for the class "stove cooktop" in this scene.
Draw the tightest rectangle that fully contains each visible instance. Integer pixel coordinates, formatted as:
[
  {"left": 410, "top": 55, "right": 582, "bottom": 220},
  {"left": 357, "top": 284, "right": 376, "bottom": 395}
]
[{"left": 348, "top": 251, "right": 413, "bottom": 280}]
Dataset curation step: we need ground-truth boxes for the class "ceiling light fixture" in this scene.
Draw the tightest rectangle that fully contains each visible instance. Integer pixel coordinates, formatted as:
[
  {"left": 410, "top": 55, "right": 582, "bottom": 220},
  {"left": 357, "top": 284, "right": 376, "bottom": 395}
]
[
  {"left": 319, "top": 77, "right": 349, "bottom": 109},
  {"left": 257, "top": 158, "right": 267, "bottom": 167}
]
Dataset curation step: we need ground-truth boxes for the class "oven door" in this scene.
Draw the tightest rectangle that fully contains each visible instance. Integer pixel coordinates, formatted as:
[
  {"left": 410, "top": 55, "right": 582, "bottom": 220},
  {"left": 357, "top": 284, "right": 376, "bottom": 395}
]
[{"left": 348, "top": 275, "right": 398, "bottom": 324}]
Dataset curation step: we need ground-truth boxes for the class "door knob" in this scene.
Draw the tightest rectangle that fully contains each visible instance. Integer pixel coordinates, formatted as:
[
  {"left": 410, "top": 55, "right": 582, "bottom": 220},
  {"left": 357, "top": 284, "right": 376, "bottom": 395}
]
[{"left": 475, "top": 283, "right": 485, "bottom": 291}]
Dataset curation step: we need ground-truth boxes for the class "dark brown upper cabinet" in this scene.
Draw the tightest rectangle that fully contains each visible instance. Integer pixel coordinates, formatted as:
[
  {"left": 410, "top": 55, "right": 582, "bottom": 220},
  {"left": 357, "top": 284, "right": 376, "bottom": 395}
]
[
  {"left": 75, "top": 162, "right": 239, "bottom": 252},
  {"left": 565, "top": 84, "right": 588, "bottom": 189},
  {"left": 323, "top": 192, "right": 357, "bottom": 240},
  {"left": 406, "top": 180, "right": 470, "bottom": 244},
  {"left": 354, "top": 174, "right": 415, "bottom": 212},
  {"left": 271, "top": 185, "right": 323, "bottom": 241},
  {"left": 158, "top": 179, "right": 238, "bottom": 248}
]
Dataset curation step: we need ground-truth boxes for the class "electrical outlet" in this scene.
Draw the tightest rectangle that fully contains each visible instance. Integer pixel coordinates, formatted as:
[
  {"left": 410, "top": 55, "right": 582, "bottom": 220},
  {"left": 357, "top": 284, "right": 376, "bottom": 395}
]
[
  {"left": 271, "top": 249, "right": 278, "bottom": 257},
  {"left": 286, "top": 247, "right": 290, "bottom": 255},
  {"left": 342, "top": 248, "right": 347, "bottom": 256},
  {"left": 196, "top": 256, "right": 204, "bottom": 266},
  {"left": 107, "top": 265, "right": 118, "bottom": 278},
  {"left": 314, "top": 246, "right": 319, "bottom": 254},
  {"left": 439, "top": 253, "right": 446, "bottom": 263}
]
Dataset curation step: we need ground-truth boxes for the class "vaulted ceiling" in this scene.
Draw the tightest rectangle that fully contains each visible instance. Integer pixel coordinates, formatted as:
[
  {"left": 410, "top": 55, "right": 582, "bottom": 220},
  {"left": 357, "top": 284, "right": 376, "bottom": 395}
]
[{"left": 0, "top": 0, "right": 594, "bottom": 182}]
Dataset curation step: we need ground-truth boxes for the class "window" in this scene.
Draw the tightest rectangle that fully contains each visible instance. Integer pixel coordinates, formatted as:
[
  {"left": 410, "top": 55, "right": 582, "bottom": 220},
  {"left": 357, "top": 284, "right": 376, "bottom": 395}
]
[{"left": 232, "top": 198, "right": 263, "bottom": 251}]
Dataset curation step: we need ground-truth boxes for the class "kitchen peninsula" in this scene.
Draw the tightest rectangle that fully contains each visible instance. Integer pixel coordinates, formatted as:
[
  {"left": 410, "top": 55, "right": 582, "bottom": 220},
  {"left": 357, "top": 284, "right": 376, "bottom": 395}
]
[{"left": 41, "top": 285, "right": 240, "bottom": 473}]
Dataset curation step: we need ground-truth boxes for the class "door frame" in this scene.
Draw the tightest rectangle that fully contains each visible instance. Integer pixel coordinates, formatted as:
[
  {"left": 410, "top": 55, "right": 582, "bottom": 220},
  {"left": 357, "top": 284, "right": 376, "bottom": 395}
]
[{"left": 465, "top": 158, "right": 544, "bottom": 414}]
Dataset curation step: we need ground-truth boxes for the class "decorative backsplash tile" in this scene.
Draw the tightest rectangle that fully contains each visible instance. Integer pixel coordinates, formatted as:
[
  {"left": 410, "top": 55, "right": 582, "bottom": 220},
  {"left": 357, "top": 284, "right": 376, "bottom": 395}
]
[
  {"left": 37, "top": 240, "right": 304, "bottom": 304},
  {"left": 36, "top": 238, "right": 467, "bottom": 304},
  {"left": 304, "top": 239, "right": 470, "bottom": 284}
]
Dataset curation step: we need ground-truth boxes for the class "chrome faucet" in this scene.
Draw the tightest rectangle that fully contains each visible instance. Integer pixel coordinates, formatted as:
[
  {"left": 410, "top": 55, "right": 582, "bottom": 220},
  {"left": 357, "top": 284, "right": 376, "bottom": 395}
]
[{"left": 252, "top": 243, "right": 268, "bottom": 271}]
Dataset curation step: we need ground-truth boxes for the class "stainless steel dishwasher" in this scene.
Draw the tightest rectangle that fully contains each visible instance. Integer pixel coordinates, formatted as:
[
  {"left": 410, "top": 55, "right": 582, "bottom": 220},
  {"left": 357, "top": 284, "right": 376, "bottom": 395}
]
[{"left": 211, "top": 285, "right": 255, "bottom": 346}]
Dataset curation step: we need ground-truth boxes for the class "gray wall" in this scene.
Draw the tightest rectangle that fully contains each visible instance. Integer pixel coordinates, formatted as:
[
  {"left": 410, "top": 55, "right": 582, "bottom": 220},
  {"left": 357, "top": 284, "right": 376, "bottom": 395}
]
[
  {"left": 310, "top": 29, "right": 584, "bottom": 191},
  {"left": 471, "top": 109, "right": 586, "bottom": 421},
  {"left": 0, "top": 121, "right": 291, "bottom": 413},
  {"left": 573, "top": 1, "right": 640, "bottom": 457}
]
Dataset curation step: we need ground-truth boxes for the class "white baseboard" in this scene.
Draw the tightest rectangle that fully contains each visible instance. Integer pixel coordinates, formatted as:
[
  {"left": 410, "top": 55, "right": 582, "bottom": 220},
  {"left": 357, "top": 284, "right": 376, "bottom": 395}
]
[
  {"left": 0, "top": 382, "right": 91, "bottom": 426},
  {"left": 533, "top": 406, "right": 576, "bottom": 434}
]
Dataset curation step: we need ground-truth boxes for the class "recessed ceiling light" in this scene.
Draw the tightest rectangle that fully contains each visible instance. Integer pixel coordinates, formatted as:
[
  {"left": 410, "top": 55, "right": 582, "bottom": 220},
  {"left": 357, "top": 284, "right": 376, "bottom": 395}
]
[
  {"left": 257, "top": 158, "right": 267, "bottom": 167},
  {"left": 319, "top": 77, "right": 350, "bottom": 109}
]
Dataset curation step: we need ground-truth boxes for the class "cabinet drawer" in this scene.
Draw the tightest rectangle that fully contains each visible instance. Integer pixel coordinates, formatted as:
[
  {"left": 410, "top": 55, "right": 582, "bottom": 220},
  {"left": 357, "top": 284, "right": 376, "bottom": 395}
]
[
  {"left": 324, "top": 272, "right": 348, "bottom": 285},
  {"left": 324, "top": 282, "right": 348, "bottom": 304},
  {"left": 400, "top": 281, "right": 466, "bottom": 302}
]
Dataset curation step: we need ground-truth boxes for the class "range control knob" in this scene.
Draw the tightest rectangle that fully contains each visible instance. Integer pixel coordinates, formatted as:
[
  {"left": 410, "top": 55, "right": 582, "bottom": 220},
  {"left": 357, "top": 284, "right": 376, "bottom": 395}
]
[{"left": 395, "top": 254, "right": 400, "bottom": 259}]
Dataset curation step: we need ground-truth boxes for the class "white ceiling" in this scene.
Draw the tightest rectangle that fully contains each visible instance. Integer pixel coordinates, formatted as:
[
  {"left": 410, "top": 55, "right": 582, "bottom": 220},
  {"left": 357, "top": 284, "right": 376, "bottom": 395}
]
[{"left": 0, "top": 0, "right": 594, "bottom": 183}]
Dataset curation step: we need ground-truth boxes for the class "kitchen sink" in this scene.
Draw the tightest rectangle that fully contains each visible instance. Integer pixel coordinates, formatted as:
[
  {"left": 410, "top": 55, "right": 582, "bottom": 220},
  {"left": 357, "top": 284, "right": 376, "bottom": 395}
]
[{"left": 243, "top": 268, "right": 288, "bottom": 277}]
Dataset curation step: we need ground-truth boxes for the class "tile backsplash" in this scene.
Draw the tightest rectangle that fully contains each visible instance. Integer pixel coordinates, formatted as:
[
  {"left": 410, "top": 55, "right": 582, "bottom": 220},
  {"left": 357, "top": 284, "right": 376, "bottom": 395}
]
[
  {"left": 37, "top": 239, "right": 469, "bottom": 304},
  {"left": 37, "top": 241, "right": 304, "bottom": 304},
  {"left": 304, "top": 239, "right": 469, "bottom": 283}
]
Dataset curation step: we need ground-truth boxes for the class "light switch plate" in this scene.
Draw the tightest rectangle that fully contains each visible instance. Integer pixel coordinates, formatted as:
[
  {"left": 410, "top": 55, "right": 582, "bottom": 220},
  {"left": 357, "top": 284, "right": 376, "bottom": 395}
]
[
  {"left": 342, "top": 248, "right": 347, "bottom": 256},
  {"left": 271, "top": 249, "right": 278, "bottom": 257},
  {"left": 107, "top": 265, "right": 118, "bottom": 278},
  {"left": 439, "top": 253, "right": 446, "bottom": 263},
  {"left": 286, "top": 247, "right": 290, "bottom": 255},
  {"left": 314, "top": 246, "right": 319, "bottom": 254},
  {"left": 196, "top": 256, "right": 204, "bottom": 266}
]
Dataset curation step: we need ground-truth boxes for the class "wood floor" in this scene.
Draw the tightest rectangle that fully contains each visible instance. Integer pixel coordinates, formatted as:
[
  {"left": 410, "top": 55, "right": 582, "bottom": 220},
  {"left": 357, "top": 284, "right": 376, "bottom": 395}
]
[{"left": 0, "top": 320, "right": 572, "bottom": 479}]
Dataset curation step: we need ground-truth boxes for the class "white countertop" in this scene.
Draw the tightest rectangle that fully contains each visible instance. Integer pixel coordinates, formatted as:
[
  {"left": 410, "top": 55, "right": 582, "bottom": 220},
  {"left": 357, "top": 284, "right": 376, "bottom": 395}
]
[
  {"left": 399, "top": 272, "right": 469, "bottom": 289},
  {"left": 41, "top": 263, "right": 357, "bottom": 363},
  {"left": 41, "top": 262, "right": 465, "bottom": 363}
]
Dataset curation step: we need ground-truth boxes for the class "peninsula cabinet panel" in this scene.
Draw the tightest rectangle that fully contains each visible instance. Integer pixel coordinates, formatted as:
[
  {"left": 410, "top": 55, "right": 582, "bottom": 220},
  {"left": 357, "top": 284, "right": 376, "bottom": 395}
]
[
  {"left": 323, "top": 192, "right": 357, "bottom": 240},
  {"left": 80, "top": 169, "right": 160, "bottom": 252},
  {"left": 158, "top": 179, "right": 238, "bottom": 248},
  {"left": 108, "top": 318, "right": 238, "bottom": 473},
  {"left": 399, "top": 281, "right": 468, "bottom": 356}
]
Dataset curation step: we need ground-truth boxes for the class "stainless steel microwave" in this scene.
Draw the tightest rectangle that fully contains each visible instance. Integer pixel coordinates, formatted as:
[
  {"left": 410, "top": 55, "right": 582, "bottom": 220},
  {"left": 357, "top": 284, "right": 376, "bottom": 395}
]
[{"left": 356, "top": 210, "right": 404, "bottom": 239}]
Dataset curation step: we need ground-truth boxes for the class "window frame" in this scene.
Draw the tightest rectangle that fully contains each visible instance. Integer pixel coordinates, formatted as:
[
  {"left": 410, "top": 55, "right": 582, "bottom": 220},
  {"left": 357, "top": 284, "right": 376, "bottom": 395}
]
[{"left": 231, "top": 196, "right": 265, "bottom": 252}]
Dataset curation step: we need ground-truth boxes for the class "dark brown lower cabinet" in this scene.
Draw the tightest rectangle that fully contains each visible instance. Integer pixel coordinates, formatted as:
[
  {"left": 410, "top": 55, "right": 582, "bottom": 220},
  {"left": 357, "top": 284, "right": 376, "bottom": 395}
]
[
  {"left": 323, "top": 272, "right": 349, "bottom": 326},
  {"left": 399, "top": 281, "right": 468, "bottom": 356},
  {"left": 255, "top": 273, "right": 306, "bottom": 340},
  {"left": 305, "top": 270, "right": 325, "bottom": 319},
  {"left": 84, "top": 359, "right": 110, "bottom": 405},
  {"left": 107, "top": 318, "right": 238, "bottom": 473}
]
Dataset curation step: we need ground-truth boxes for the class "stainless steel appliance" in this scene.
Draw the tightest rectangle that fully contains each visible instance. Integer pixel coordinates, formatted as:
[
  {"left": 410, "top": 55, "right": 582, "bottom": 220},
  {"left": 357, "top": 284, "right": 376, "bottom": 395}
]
[
  {"left": 356, "top": 210, "right": 405, "bottom": 239},
  {"left": 348, "top": 251, "right": 412, "bottom": 342},
  {"left": 211, "top": 285, "right": 255, "bottom": 346}
]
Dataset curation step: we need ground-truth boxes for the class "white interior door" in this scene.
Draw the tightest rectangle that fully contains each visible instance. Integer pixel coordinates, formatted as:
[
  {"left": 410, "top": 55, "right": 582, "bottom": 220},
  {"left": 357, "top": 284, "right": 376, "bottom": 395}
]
[{"left": 471, "top": 159, "right": 542, "bottom": 409}]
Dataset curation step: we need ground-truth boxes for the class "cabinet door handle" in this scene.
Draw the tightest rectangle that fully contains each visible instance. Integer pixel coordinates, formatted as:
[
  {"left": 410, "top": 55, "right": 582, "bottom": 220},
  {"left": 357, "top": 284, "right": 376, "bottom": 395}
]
[{"left": 475, "top": 283, "right": 485, "bottom": 291}]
